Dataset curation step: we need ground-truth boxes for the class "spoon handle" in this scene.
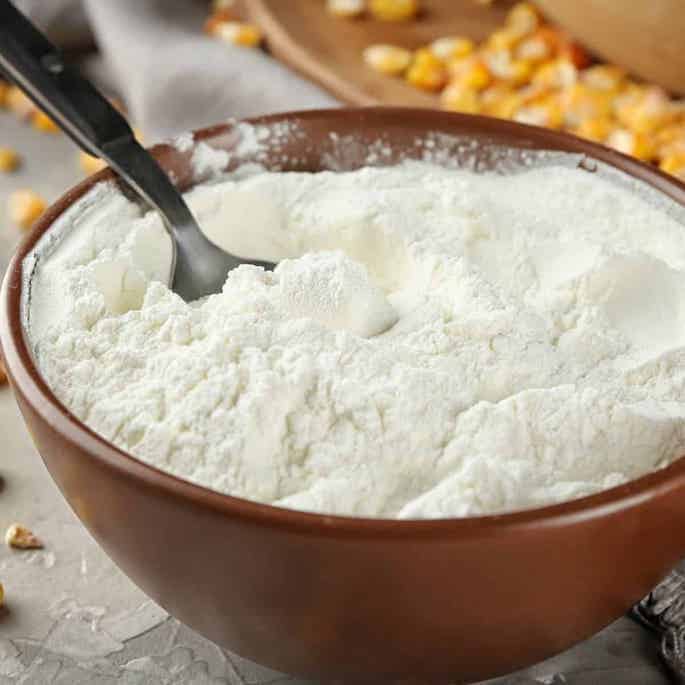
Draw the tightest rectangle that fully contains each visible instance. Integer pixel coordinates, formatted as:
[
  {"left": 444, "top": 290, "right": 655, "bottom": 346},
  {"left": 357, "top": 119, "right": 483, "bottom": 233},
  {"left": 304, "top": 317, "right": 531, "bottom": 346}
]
[{"left": 0, "top": 0, "right": 132, "bottom": 159}]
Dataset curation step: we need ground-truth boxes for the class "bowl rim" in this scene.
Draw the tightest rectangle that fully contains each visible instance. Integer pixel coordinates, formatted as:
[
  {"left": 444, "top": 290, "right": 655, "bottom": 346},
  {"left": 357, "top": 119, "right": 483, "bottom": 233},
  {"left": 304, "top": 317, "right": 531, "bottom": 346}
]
[{"left": 4, "top": 105, "right": 685, "bottom": 538}]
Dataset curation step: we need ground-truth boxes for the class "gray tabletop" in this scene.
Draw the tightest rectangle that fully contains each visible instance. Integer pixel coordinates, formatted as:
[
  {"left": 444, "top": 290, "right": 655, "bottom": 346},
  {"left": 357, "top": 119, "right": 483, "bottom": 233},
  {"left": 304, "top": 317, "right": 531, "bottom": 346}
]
[{"left": 0, "top": 110, "right": 675, "bottom": 684}]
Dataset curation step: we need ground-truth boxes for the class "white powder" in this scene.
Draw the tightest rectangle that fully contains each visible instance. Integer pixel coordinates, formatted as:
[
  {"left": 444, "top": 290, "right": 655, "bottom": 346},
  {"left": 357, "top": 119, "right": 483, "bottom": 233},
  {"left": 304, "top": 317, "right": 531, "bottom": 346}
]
[{"left": 25, "top": 159, "right": 685, "bottom": 518}]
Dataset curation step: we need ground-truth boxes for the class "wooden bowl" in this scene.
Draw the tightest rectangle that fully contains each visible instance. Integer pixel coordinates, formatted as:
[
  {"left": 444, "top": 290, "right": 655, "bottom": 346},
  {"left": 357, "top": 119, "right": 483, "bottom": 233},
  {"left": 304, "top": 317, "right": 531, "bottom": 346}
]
[
  {"left": 537, "top": 0, "right": 685, "bottom": 95},
  {"left": 4, "top": 109, "right": 685, "bottom": 683}
]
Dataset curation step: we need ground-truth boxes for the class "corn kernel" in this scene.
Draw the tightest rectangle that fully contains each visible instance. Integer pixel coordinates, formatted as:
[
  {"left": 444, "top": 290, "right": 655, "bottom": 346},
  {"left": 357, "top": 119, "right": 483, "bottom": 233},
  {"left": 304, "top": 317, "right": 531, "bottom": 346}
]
[
  {"left": 369, "top": 0, "right": 418, "bottom": 21},
  {"left": 205, "top": 11, "right": 236, "bottom": 35},
  {"left": 581, "top": 65, "right": 625, "bottom": 92},
  {"left": 8, "top": 190, "right": 46, "bottom": 231},
  {"left": 607, "top": 128, "right": 655, "bottom": 161},
  {"left": 326, "top": 0, "right": 365, "bottom": 18},
  {"left": 514, "top": 98, "right": 564, "bottom": 128},
  {"left": 31, "top": 110, "right": 60, "bottom": 134},
  {"left": 78, "top": 151, "right": 107, "bottom": 175},
  {"left": 506, "top": 2, "right": 540, "bottom": 38},
  {"left": 406, "top": 49, "right": 446, "bottom": 91},
  {"left": 430, "top": 37, "right": 474, "bottom": 62},
  {"left": 532, "top": 58, "right": 577, "bottom": 89},
  {"left": 515, "top": 33, "right": 553, "bottom": 63},
  {"left": 481, "top": 85, "right": 521, "bottom": 118},
  {"left": 574, "top": 116, "right": 613, "bottom": 143},
  {"left": 0, "top": 147, "right": 20, "bottom": 173},
  {"left": 457, "top": 60, "right": 491, "bottom": 91},
  {"left": 5, "top": 523, "right": 42, "bottom": 550},
  {"left": 616, "top": 87, "right": 674, "bottom": 135},
  {"left": 655, "top": 124, "right": 685, "bottom": 157},
  {"left": 486, "top": 29, "right": 520, "bottom": 52},
  {"left": 659, "top": 154, "right": 685, "bottom": 176},
  {"left": 560, "top": 83, "right": 614, "bottom": 127},
  {"left": 441, "top": 83, "right": 481, "bottom": 114},
  {"left": 363, "top": 44, "right": 412, "bottom": 75},
  {"left": 214, "top": 21, "right": 262, "bottom": 47},
  {"left": 6, "top": 85, "right": 35, "bottom": 118},
  {"left": 0, "top": 81, "right": 9, "bottom": 108}
]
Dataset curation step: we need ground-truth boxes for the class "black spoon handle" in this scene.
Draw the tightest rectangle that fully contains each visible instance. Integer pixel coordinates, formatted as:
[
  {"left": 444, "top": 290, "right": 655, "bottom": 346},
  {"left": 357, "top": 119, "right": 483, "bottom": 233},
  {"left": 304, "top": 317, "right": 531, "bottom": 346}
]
[{"left": 0, "top": 0, "right": 133, "bottom": 159}]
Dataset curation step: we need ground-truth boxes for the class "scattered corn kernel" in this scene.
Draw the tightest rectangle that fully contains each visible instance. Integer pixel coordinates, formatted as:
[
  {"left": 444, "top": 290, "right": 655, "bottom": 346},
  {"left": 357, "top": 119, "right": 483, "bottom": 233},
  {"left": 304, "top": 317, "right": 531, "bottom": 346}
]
[
  {"left": 607, "top": 128, "right": 655, "bottom": 161},
  {"left": 659, "top": 155, "right": 685, "bottom": 179},
  {"left": 214, "top": 21, "right": 262, "bottom": 47},
  {"left": 532, "top": 58, "right": 577, "bottom": 89},
  {"left": 430, "top": 37, "right": 474, "bottom": 62},
  {"left": 204, "top": 11, "right": 236, "bottom": 35},
  {"left": 506, "top": 2, "right": 540, "bottom": 38},
  {"left": 514, "top": 99, "right": 564, "bottom": 129},
  {"left": 581, "top": 64, "right": 625, "bottom": 91},
  {"left": 31, "top": 110, "right": 60, "bottom": 134},
  {"left": 574, "top": 116, "right": 613, "bottom": 143},
  {"left": 78, "top": 151, "right": 107, "bottom": 175},
  {"left": 441, "top": 82, "right": 481, "bottom": 113},
  {"left": 369, "top": 0, "right": 419, "bottom": 21},
  {"left": 8, "top": 190, "right": 46, "bottom": 231},
  {"left": 0, "top": 81, "right": 9, "bottom": 108},
  {"left": 326, "top": 0, "right": 366, "bottom": 18},
  {"left": 363, "top": 44, "right": 412, "bottom": 75},
  {"left": 515, "top": 34, "right": 553, "bottom": 63},
  {"left": 5, "top": 523, "right": 42, "bottom": 550},
  {"left": 0, "top": 147, "right": 20, "bottom": 173},
  {"left": 559, "top": 40, "right": 591, "bottom": 69},
  {"left": 456, "top": 60, "right": 491, "bottom": 90},
  {"left": 406, "top": 49, "right": 446, "bottom": 91},
  {"left": 6, "top": 85, "right": 35, "bottom": 118},
  {"left": 481, "top": 85, "right": 522, "bottom": 118},
  {"left": 486, "top": 29, "right": 520, "bottom": 52},
  {"left": 560, "top": 83, "right": 614, "bottom": 127}
]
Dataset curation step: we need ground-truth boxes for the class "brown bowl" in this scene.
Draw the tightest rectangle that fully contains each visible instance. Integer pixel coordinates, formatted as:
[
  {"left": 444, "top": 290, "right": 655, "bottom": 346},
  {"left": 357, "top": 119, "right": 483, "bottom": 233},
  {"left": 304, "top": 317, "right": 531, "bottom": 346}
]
[{"left": 3, "top": 108, "right": 685, "bottom": 684}]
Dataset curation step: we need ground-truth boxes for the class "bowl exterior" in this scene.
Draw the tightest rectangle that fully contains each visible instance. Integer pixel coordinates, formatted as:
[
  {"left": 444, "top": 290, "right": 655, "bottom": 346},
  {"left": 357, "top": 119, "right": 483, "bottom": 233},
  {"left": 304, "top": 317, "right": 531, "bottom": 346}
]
[{"left": 4, "top": 108, "right": 685, "bottom": 682}]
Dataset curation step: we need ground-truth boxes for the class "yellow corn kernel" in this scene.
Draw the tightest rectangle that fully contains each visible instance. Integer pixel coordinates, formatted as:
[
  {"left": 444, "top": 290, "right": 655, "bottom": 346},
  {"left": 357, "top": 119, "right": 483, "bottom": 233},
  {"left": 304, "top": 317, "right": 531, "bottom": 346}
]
[
  {"left": 581, "top": 65, "right": 625, "bottom": 92},
  {"left": 363, "top": 44, "right": 412, "bottom": 75},
  {"left": 441, "top": 83, "right": 481, "bottom": 114},
  {"left": 655, "top": 124, "right": 685, "bottom": 157},
  {"left": 457, "top": 60, "right": 491, "bottom": 91},
  {"left": 5, "top": 523, "right": 42, "bottom": 550},
  {"left": 532, "top": 58, "right": 577, "bottom": 90},
  {"left": 8, "top": 189, "right": 46, "bottom": 231},
  {"left": 616, "top": 87, "right": 674, "bottom": 135},
  {"left": 481, "top": 85, "right": 521, "bottom": 118},
  {"left": 326, "top": 0, "right": 365, "bottom": 18},
  {"left": 446, "top": 54, "right": 475, "bottom": 79},
  {"left": 515, "top": 34, "right": 553, "bottom": 63},
  {"left": 214, "top": 21, "right": 262, "bottom": 47},
  {"left": 486, "top": 29, "right": 520, "bottom": 52},
  {"left": 430, "top": 37, "right": 474, "bottom": 62},
  {"left": 574, "top": 116, "right": 613, "bottom": 143},
  {"left": 0, "top": 147, "right": 20, "bottom": 172},
  {"left": 6, "top": 85, "right": 35, "bottom": 118},
  {"left": 660, "top": 154, "right": 685, "bottom": 180},
  {"left": 78, "top": 151, "right": 107, "bottom": 175},
  {"left": 514, "top": 98, "right": 564, "bottom": 129},
  {"left": 369, "top": 0, "right": 419, "bottom": 21},
  {"left": 560, "top": 83, "right": 614, "bottom": 127},
  {"left": 31, "top": 110, "right": 60, "bottom": 134},
  {"left": 506, "top": 2, "right": 540, "bottom": 38},
  {"left": 0, "top": 81, "right": 9, "bottom": 107},
  {"left": 406, "top": 49, "right": 446, "bottom": 91},
  {"left": 607, "top": 128, "right": 655, "bottom": 161}
]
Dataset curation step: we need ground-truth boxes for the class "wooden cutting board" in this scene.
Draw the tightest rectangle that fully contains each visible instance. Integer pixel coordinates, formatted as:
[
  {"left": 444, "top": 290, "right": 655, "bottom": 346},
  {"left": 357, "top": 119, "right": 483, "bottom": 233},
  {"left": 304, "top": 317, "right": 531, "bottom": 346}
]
[{"left": 243, "top": 0, "right": 514, "bottom": 107}]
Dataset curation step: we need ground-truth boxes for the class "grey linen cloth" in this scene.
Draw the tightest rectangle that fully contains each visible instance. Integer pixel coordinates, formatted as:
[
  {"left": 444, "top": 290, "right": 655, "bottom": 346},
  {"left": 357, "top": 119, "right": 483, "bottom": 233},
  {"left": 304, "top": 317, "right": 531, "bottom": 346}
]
[{"left": 15, "top": 0, "right": 337, "bottom": 140}]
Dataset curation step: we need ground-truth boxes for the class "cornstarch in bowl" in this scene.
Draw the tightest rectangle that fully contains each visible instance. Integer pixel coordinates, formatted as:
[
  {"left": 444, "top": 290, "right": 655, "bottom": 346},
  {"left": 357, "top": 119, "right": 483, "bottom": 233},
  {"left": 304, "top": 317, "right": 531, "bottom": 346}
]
[{"left": 22, "top": 133, "right": 685, "bottom": 518}]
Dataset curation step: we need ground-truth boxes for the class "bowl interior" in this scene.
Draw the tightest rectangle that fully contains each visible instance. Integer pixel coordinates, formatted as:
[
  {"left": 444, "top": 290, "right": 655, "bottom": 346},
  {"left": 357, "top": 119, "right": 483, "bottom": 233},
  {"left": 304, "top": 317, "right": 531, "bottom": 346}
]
[{"left": 7, "top": 107, "right": 685, "bottom": 534}]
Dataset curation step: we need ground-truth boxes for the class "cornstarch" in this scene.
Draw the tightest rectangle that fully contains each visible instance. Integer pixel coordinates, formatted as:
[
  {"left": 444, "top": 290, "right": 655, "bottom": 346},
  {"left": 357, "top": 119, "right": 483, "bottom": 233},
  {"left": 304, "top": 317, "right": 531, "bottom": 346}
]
[{"left": 25, "top": 159, "right": 685, "bottom": 517}]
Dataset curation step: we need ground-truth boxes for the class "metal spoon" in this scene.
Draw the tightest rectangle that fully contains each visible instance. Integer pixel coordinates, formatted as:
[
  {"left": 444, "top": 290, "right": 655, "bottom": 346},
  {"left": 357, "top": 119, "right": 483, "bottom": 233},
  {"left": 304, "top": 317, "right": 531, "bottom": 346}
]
[{"left": 0, "top": 0, "right": 274, "bottom": 302}]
